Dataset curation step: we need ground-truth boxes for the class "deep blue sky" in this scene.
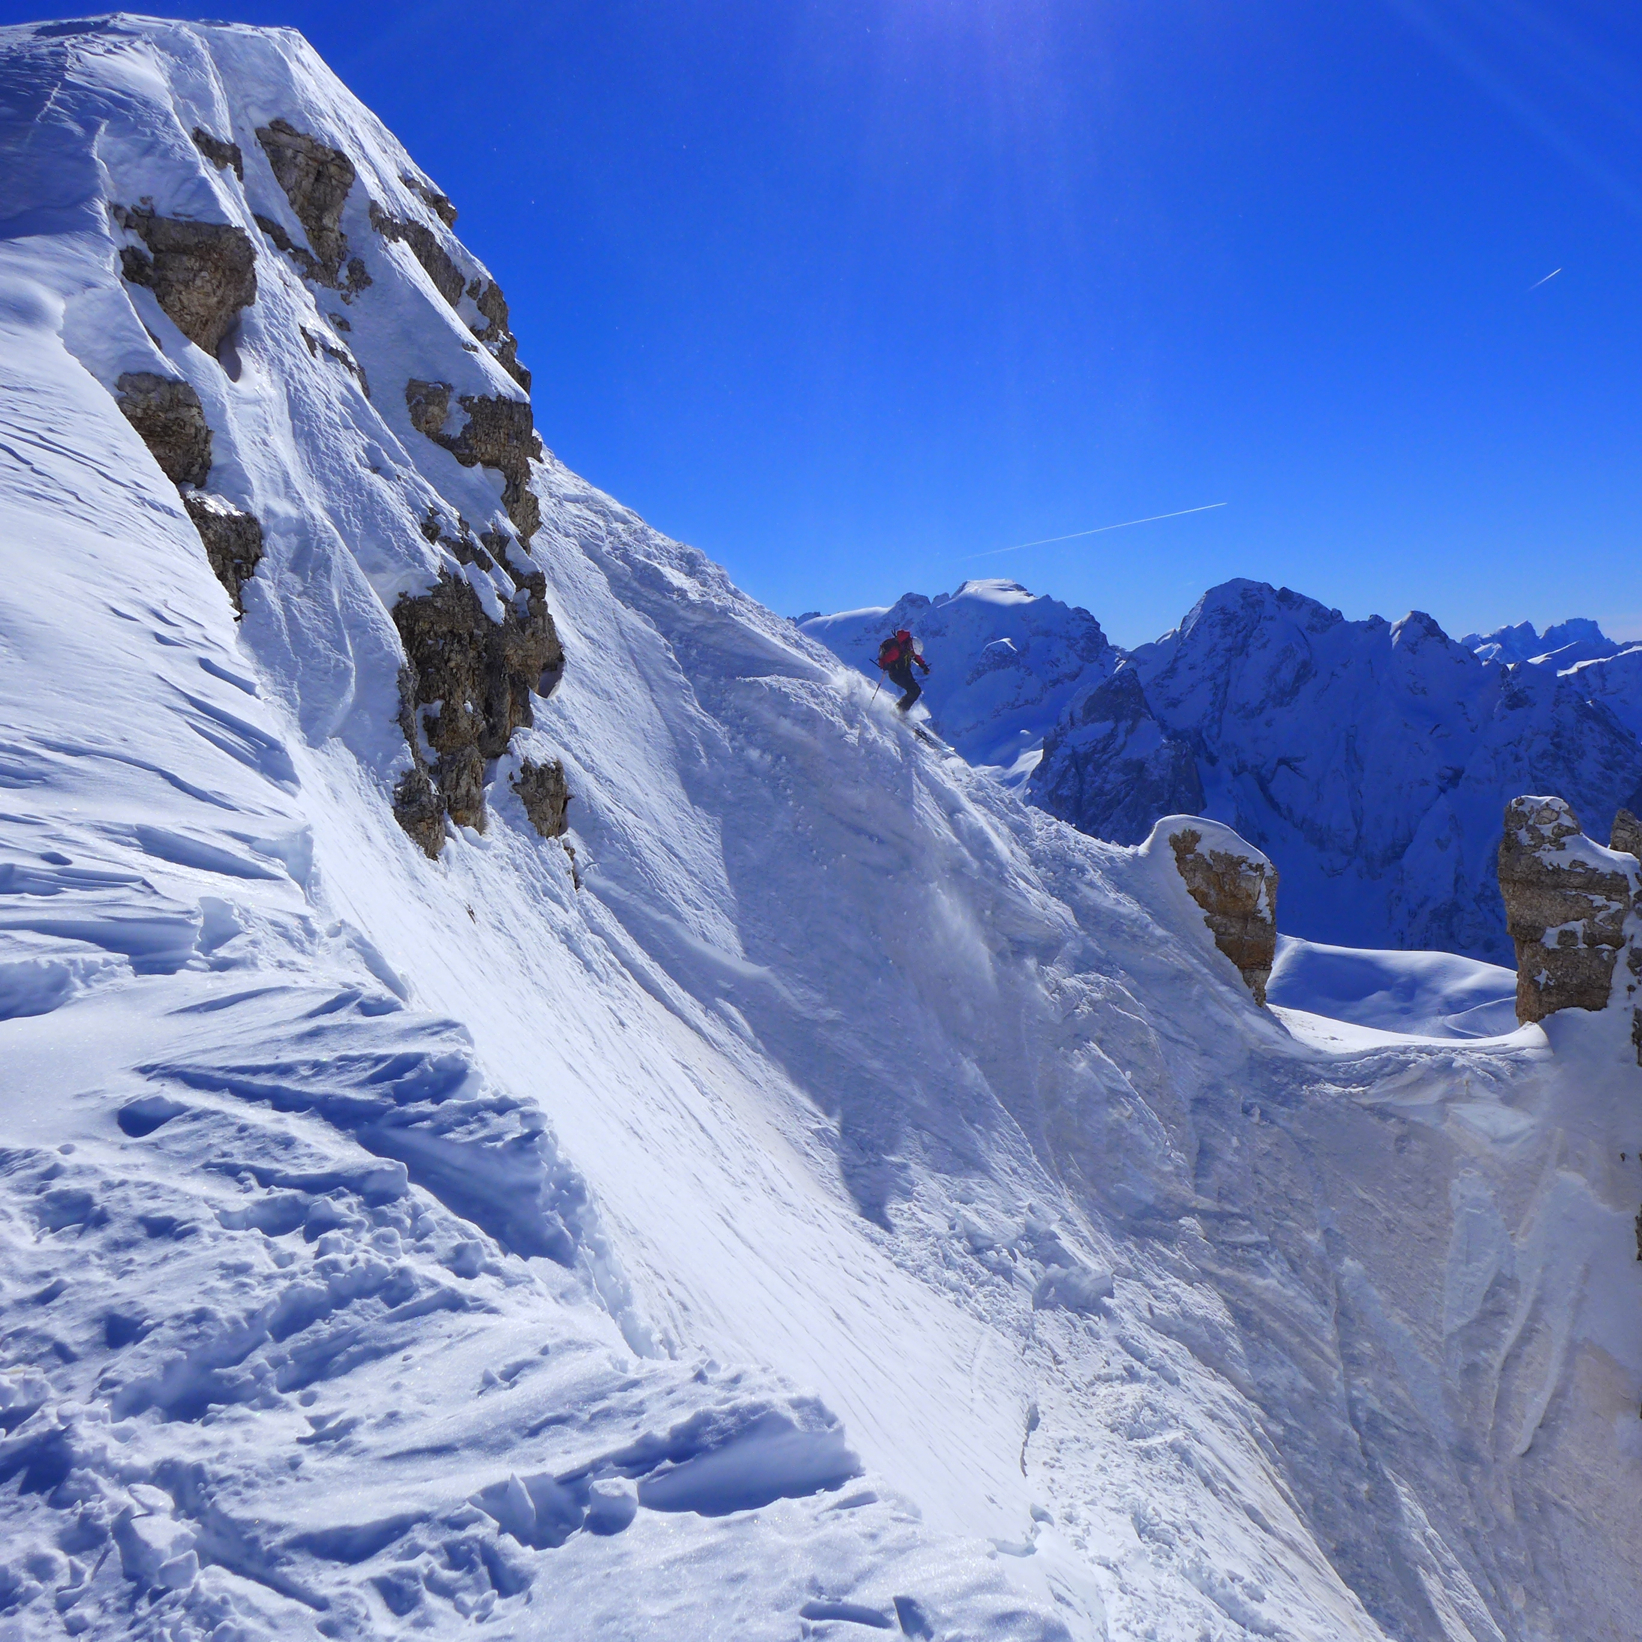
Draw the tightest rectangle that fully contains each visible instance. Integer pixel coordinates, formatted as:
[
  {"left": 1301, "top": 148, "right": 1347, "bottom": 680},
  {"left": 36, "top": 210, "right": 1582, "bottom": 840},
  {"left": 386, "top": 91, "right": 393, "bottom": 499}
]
[{"left": 15, "top": 2, "right": 1642, "bottom": 645}]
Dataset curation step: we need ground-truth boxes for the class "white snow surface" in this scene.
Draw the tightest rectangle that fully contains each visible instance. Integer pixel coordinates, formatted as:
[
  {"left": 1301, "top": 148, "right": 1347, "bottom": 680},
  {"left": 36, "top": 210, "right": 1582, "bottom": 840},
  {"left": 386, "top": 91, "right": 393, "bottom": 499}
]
[
  {"left": 1267, "top": 939, "right": 1520, "bottom": 1040},
  {"left": 0, "top": 18, "right": 1640, "bottom": 1642}
]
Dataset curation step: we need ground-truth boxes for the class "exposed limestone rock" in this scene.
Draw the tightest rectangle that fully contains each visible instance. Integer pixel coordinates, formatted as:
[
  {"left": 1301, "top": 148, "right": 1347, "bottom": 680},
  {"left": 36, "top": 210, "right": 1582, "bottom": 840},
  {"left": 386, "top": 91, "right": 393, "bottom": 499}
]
[
  {"left": 1498, "top": 795, "right": 1637, "bottom": 1025},
  {"left": 1612, "top": 807, "right": 1642, "bottom": 862},
  {"left": 253, "top": 118, "right": 371, "bottom": 296},
  {"left": 455, "top": 397, "right": 542, "bottom": 540},
  {"left": 111, "top": 373, "right": 262, "bottom": 615},
  {"left": 190, "top": 126, "right": 243, "bottom": 180},
  {"left": 114, "top": 371, "right": 212, "bottom": 486},
  {"left": 299, "top": 325, "right": 368, "bottom": 396},
  {"left": 392, "top": 662, "right": 446, "bottom": 859},
  {"left": 1159, "top": 820, "right": 1278, "bottom": 1006},
  {"left": 252, "top": 211, "right": 371, "bottom": 299},
  {"left": 467, "top": 277, "right": 530, "bottom": 390},
  {"left": 404, "top": 378, "right": 452, "bottom": 441},
  {"left": 255, "top": 118, "right": 350, "bottom": 270},
  {"left": 369, "top": 202, "right": 464, "bottom": 306},
  {"left": 183, "top": 492, "right": 264, "bottom": 615},
  {"left": 419, "top": 507, "right": 494, "bottom": 571},
  {"left": 511, "top": 758, "right": 571, "bottom": 839},
  {"left": 403, "top": 381, "right": 542, "bottom": 540},
  {"left": 114, "top": 208, "right": 257, "bottom": 356},
  {"left": 391, "top": 566, "right": 564, "bottom": 844},
  {"left": 402, "top": 173, "right": 458, "bottom": 226}
]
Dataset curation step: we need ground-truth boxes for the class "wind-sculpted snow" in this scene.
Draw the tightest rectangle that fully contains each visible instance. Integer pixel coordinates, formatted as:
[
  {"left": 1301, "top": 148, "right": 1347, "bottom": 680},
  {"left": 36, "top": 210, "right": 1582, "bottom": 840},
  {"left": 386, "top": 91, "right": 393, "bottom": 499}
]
[{"left": 1, "top": 18, "right": 1640, "bottom": 1642}]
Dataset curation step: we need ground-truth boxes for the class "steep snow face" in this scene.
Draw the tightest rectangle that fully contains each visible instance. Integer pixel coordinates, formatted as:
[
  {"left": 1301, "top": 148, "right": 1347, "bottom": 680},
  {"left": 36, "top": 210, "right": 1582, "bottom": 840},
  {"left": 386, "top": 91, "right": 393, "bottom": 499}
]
[
  {"left": 1561, "top": 644, "right": 1642, "bottom": 741},
  {"left": 2, "top": 21, "right": 1642, "bottom": 1642},
  {"left": 1033, "top": 581, "right": 1642, "bottom": 960},
  {"left": 798, "top": 579, "right": 1117, "bottom": 777}
]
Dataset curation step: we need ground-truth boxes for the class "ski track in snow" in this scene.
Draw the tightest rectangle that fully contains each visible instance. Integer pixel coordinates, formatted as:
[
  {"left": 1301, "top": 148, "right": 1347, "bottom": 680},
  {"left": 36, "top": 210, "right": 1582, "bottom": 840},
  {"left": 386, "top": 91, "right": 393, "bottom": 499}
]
[{"left": 0, "top": 17, "right": 1638, "bottom": 1642}]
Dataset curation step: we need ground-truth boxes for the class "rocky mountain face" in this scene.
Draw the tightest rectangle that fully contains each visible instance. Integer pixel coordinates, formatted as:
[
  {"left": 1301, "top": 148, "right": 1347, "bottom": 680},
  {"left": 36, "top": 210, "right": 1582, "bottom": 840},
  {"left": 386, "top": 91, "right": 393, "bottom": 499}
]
[
  {"left": 1035, "top": 583, "right": 1642, "bottom": 961},
  {"left": 798, "top": 579, "right": 1118, "bottom": 776},
  {"left": 1030, "top": 665, "right": 1205, "bottom": 845},
  {"left": 49, "top": 19, "right": 570, "bottom": 854},
  {"left": 1460, "top": 616, "right": 1627, "bottom": 670}
]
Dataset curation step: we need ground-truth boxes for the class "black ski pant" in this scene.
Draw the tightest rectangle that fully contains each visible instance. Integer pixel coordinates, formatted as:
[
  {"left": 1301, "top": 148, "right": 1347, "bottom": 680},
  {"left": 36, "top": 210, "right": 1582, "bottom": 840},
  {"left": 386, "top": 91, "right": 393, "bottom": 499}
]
[{"left": 886, "top": 661, "right": 921, "bottom": 712}]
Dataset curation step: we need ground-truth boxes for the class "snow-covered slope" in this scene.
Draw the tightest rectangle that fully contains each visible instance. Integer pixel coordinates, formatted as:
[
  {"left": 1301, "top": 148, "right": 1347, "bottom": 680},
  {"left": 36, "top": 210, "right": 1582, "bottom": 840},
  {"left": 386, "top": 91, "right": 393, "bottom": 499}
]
[
  {"left": 1561, "top": 645, "right": 1642, "bottom": 741},
  {"left": 1267, "top": 939, "right": 1518, "bottom": 1039},
  {"left": 1032, "top": 582, "right": 1642, "bottom": 960},
  {"left": 2, "top": 19, "right": 1641, "bottom": 1642},
  {"left": 797, "top": 580, "right": 1117, "bottom": 778}
]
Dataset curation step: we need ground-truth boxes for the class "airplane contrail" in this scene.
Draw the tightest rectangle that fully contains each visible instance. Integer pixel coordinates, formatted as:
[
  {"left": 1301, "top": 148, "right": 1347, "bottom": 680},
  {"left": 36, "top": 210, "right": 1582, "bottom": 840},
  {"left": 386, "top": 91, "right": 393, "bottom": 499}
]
[
  {"left": 1528, "top": 267, "right": 1562, "bottom": 290},
  {"left": 965, "top": 502, "right": 1227, "bottom": 560}
]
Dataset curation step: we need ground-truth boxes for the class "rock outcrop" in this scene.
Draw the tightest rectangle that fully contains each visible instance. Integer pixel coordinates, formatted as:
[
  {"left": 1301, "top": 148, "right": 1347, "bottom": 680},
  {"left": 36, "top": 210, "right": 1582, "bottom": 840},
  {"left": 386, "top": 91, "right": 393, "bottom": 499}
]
[
  {"left": 114, "top": 208, "right": 257, "bottom": 356},
  {"left": 115, "top": 372, "right": 212, "bottom": 486},
  {"left": 467, "top": 278, "right": 530, "bottom": 391},
  {"left": 404, "top": 381, "right": 541, "bottom": 540},
  {"left": 512, "top": 758, "right": 571, "bottom": 838},
  {"left": 369, "top": 202, "right": 464, "bottom": 306},
  {"left": 254, "top": 118, "right": 370, "bottom": 296},
  {"left": 402, "top": 172, "right": 458, "bottom": 225},
  {"left": 1611, "top": 807, "right": 1642, "bottom": 863},
  {"left": 1497, "top": 795, "right": 1639, "bottom": 1025},
  {"left": 367, "top": 194, "right": 530, "bottom": 384},
  {"left": 183, "top": 492, "right": 264, "bottom": 615},
  {"left": 190, "top": 126, "right": 244, "bottom": 180},
  {"left": 1155, "top": 819, "right": 1278, "bottom": 1006},
  {"left": 112, "top": 375, "right": 264, "bottom": 614},
  {"left": 1033, "top": 666, "right": 1203, "bottom": 845},
  {"left": 391, "top": 567, "right": 564, "bottom": 849}
]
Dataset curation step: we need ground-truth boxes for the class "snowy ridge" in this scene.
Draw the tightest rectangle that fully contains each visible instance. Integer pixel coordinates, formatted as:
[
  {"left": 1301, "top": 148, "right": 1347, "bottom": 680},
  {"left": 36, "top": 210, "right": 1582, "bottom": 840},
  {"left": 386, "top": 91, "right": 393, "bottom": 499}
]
[{"left": 0, "top": 18, "right": 1640, "bottom": 1642}]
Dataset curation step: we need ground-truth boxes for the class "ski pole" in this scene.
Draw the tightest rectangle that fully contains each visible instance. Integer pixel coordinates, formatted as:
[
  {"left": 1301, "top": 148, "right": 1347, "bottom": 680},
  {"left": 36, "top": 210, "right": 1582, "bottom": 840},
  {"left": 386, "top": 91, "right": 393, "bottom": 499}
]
[{"left": 870, "top": 675, "right": 882, "bottom": 705}]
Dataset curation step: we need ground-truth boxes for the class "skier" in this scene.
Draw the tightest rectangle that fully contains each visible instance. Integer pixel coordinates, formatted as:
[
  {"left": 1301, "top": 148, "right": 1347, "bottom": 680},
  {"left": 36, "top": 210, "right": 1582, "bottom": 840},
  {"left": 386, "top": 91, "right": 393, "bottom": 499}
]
[{"left": 876, "top": 628, "right": 931, "bottom": 713}]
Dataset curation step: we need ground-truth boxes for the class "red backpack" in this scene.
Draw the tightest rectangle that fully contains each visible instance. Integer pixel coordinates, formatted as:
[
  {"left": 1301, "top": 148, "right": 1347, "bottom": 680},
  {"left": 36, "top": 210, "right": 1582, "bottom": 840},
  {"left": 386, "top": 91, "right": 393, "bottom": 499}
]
[{"left": 877, "top": 632, "right": 911, "bottom": 669}]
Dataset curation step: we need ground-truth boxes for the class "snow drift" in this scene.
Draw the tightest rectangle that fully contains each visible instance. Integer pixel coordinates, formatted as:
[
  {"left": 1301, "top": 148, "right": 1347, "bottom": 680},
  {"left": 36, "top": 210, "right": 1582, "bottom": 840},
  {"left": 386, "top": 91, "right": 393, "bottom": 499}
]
[{"left": 0, "top": 18, "right": 1640, "bottom": 1642}]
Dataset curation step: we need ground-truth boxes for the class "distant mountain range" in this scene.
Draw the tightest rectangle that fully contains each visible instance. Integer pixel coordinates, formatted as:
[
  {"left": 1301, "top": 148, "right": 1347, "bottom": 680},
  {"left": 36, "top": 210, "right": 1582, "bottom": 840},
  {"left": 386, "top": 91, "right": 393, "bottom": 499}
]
[{"left": 800, "top": 581, "right": 1642, "bottom": 960}]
